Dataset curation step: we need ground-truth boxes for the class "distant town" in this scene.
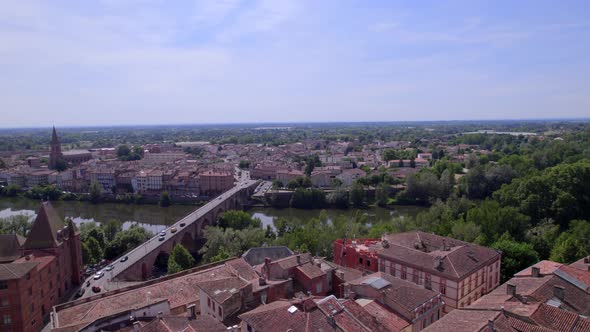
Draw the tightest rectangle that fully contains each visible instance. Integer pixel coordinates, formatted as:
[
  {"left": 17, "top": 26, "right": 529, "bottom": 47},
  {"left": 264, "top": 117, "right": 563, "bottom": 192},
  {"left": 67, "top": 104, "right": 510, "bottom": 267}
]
[{"left": 0, "top": 121, "right": 589, "bottom": 332}]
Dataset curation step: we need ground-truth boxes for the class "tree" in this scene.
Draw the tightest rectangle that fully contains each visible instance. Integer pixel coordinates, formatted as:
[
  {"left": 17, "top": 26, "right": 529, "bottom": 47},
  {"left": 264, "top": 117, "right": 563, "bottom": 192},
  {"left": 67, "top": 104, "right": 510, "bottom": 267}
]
[
  {"left": 410, "top": 158, "right": 416, "bottom": 168},
  {"left": 89, "top": 182, "right": 101, "bottom": 204},
  {"left": 375, "top": 184, "right": 389, "bottom": 207},
  {"left": 218, "top": 211, "right": 261, "bottom": 230},
  {"left": 466, "top": 200, "right": 531, "bottom": 245},
  {"left": 103, "top": 219, "right": 122, "bottom": 243},
  {"left": 239, "top": 160, "right": 250, "bottom": 169},
  {"left": 350, "top": 182, "right": 365, "bottom": 207},
  {"left": 168, "top": 244, "right": 195, "bottom": 274},
  {"left": 550, "top": 220, "right": 590, "bottom": 263},
  {"left": 54, "top": 159, "right": 68, "bottom": 172},
  {"left": 0, "top": 215, "right": 31, "bottom": 236},
  {"left": 85, "top": 237, "right": 103, "bottom": 265},
  {"left": 200, "top": 226, "right": 265, "bottom": 263},
  {"left": 159, "top": 191, "right": 171, "bottom": 207},
  {"left": 327, "top": 189, "right": 349, "bottom": 209},
  {"left": 492, "top": 234, "right": 539, "bottom": 282},
  {"left": 272, "top": 179, "right": 283, "bottom": 189},
  {"left": 116, "top": 145, "right": 131, "bottom": 158},
  {"left": 0, "top": 158, "right": 5, "bottom": 169}
]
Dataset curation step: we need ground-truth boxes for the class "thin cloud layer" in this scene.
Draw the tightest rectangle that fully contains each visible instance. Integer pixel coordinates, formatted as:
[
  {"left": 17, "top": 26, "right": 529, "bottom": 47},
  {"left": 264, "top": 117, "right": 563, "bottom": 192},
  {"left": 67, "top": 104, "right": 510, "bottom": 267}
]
[{"left": 0, "top": 0, "right": 588, "bottom": 126}]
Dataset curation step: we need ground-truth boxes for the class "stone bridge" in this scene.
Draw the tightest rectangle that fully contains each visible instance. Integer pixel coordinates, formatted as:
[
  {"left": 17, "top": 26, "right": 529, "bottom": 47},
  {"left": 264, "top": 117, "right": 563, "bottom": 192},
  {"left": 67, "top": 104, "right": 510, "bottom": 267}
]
[{"left": 112, "top": 180, "right": 259, "bottom": 281}]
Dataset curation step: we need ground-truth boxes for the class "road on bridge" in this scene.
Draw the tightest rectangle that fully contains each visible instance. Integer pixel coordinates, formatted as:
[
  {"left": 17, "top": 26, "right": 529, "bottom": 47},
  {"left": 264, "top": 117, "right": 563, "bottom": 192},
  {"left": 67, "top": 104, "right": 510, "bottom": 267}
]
[{"left": 77, "top": 170, "right": 257, "bottom": 299}]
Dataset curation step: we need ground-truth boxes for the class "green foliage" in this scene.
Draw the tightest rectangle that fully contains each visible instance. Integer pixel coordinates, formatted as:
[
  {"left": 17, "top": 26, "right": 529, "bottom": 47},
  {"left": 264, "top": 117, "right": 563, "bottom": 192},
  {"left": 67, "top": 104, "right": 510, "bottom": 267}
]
[
  {"left": 1, "top": 184, "right": 21, "bottom": 197},
  {"left": 287, "top": 176, "right": 312, "bottom": 190},
  {"left": 200, "top": 226, "right": 265, "bottom": 263},
  {"left": 304, "top": 154, "right": 322, "bottom": 176},
  {"left": 167, "top": 244, "right": 195, "bottom": 274},
  {"left": 466, "top": 200, "right": 530, "bottom": 245},
  {"left": 350, "top": 182, "right": 365, "bottom": 207},
  {"left": 550, "top": 220, "right": 590, "bottom": 263},
  {"left": 493, "top": 160, "right": 590, "bottom": 226},
  {"left": 103, "top": 225, "right": 153, "bottom": 260},
  {"left": 375, "top": 184, "right": 389, "bottom": 207},
  {"left": 159, "top": 191, "right": 171, "bottom": 207},
  {"left": 327, "top": 188, "right": 349, "bottom": 209},
  {"left": 85, "top": 237, "right": 103, "bottom": 265},
  {"left": 491, "top": 233, "right": 539, "bottom": 282},
  {"left": 0, "top": 215, "right": 32, "bottom": 236},
  {"left": 116, "top": 144, "right": 143, "bottom": 161},
  {"left": 103, "top": 219, "right": 122, "bottom": 243},
  {"left": 290, "top": 188, "right": 326, "bottom": 209},
  {"left": 23, "top": 185, "right": 62, "bottom": 200},
  {"left": 89, "top": 182, "right": 102, "bottom": 204},
  {"left": 399, "top": 170, "right": 453, "bottom": 204},
  {"left": 460, "top": 164, "right": 517, "bottom": 199},
  {"left": 218, "top": 210, "right": 261, "bottom": 230},
  {"left": 271, "top": 179, "right": 283, "bottom": 189},
  {"left": 239, "top": 160, "right": 250, "bottom": 169}
]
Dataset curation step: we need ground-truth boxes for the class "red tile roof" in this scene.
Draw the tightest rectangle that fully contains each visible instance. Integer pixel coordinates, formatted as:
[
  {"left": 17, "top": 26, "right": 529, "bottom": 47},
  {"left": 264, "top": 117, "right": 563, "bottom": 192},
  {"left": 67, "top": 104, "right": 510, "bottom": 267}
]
[
  {"left": 379, "top": 231, "right": 500, "bottom": 280},
  {"left": 238, "top": 300, "right": 337, "bottom": 332},
  {"left": 514, "top": 260, "right": 563, "bottom": 277},
  {"left": 295, "top": 262, "right": 326, "bottom": 280}
]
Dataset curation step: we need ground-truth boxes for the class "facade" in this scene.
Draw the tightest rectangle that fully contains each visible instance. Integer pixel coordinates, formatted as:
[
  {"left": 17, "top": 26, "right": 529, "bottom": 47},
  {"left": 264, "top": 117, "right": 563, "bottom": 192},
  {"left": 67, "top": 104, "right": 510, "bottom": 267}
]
[
  {"left": 276, "top": 169, "right": 304, "bottom": 185},
  {"left": 88, "top": 169, "right": 116, "bottom": 192},
  {"left": 199, "top": 170, "right": 234, "bottom": 196},
  {"left": 0, "top": 202, "right": 82, "bottom": 332},
  {"left": 378, "top": 231, "right": 501, "bottom": 312},
  {"left": 333, "top": 239, "right": 380, "bottom": 274},
  {"left": 336, "top": 168, "right": 366, "bottom": 186}
]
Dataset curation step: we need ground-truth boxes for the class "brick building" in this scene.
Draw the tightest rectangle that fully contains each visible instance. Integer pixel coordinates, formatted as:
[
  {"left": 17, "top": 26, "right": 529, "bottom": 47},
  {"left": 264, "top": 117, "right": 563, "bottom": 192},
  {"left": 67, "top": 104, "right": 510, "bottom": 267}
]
[
  {"left": 333, "top": 239, "right": 380, "bottom": 274},
  {"left": 199, "top": 170, "right": 234, "bottom": 196},
  {"left": 378, "top": 231, "right": 501, "bottom": 312},
  {"left": 0, "top": 202, "right": 82, "bottom": 332}
]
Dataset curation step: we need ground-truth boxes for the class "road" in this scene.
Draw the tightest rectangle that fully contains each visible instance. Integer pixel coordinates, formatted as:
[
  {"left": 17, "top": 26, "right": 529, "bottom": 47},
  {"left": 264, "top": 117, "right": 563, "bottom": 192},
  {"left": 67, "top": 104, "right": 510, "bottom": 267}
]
[{"left": 77, "top": 169, "right": 256, "bottom": 299}]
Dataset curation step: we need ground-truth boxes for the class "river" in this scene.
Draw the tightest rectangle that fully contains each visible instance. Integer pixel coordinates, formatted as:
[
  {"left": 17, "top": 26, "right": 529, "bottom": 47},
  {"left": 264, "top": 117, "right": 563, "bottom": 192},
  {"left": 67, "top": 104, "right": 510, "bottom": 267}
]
[{"left": 0, "top": 197, "right": 426, "bottom": 233}]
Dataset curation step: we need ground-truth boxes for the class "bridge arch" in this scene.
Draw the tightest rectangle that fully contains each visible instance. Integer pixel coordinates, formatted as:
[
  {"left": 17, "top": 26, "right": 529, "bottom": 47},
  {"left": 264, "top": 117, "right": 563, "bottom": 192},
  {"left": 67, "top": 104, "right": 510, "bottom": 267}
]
[{"left": 180, "top": 231, "right": 196, "bottom": 253}]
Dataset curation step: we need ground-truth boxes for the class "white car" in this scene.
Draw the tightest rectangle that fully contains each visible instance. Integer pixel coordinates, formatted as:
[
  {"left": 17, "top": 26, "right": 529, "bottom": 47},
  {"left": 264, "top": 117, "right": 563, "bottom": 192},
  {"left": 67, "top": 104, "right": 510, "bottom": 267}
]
[
  {"left": 159, "top": 230, "right": 166, "bottom": 236},
  {"left": 93, "top": 271, "right": 105, "bottom": 280}
]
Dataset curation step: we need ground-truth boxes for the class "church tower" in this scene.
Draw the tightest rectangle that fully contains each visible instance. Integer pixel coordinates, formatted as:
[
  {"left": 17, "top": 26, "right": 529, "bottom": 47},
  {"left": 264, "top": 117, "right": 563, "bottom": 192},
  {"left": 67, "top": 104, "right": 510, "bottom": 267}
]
[{"left": 49, "top": 126, "right": 63, "bottom": 169}]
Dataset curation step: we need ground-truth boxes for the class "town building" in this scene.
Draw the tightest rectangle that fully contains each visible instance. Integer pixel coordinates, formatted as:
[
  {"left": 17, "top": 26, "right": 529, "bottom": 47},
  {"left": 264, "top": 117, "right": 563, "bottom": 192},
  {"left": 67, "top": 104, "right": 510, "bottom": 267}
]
[
  {"left": 378, "top": 231, "right": 501, "bottom": 312},
  {"left": 199, "top": 170, "right": 234, "bottom": 196},
  {"left": 336, "top": 168, "right": 366, "bottom": 186},
  {"left": 0, "top": 202, "right": 82, "bottom": 332},
  {"left": 48, "top": 127, "right": 63, "bottom": 170},
  {"left": 344, "top": 272, "right": 445, "bottom": 331},
  {"left": 423, "top": 257, "right": 590, "bottom": 332},
  {"left": 333, "top": 239, "right": 380, "bottom": 274}
]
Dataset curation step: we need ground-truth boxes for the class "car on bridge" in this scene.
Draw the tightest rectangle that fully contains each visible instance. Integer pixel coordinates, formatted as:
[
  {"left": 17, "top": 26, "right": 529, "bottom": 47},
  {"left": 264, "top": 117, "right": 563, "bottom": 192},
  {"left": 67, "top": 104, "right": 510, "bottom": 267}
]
[
  {"left": 171, "top": 227, "right": 177, "bottom": 233},
  {"left": 105, "top": 265, "right": 114, "bottom": 271},
  {"left": 92, "top": 286, "right": 101, "bottom": 293},
  {"left": 180, "top": 223, "right": 186, "bottom": 227},
  {"left": 93, "top": 271, "right": 105, "bottom": 280},
  {"left": 158, "top": 236, "right": 165, "bottom": 241},
  {"left": 159, "top": 230, "right": 166, "bottom": 236},
  {"left": 120, "top": 256, "right": 128, "bottom": 262}
]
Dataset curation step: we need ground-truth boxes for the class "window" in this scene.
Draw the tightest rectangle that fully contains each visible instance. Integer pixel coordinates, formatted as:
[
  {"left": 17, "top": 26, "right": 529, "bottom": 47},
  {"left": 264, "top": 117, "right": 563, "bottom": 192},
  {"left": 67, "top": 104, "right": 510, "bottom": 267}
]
[
  {"left": 481, "top": 272, "right": 485, "bottom": 285},
  {"left": 207, "top": 298, "right": 211, "bottom": 308},
  {"left": 0, "top": 282, "right": 7, "bottom": 290},
  {"left": 392, "top": 263, "right": 396, "bottom": 277},
  {"left": 401, "top": 266, "right": 407, "bottom": 280},
  {"left": 247, "top": 324, "right": 252, "bottom": 332},
  {"left": 412, "top": 270, "right": 419, "bottom": 284},
  {"left": 218, "top": 307, "right": 222, "bottom": 317},
  {"left": 28, "top": 287, "right": 33, "bottom": 296},
  {"left": 440, "top": 279, "right": 447, "bottom": 295},
  {"left": 366, "top": 260, "right": 370, "bottom": 267},
  {"left": 359, "top": 258, "right": 363, "bottom": 264},
  {"left": 26, "top": 273, "right": 31, "bottom": 280},
  {"left": 3, "top": 314, "right": 11, "bottom": 325}
]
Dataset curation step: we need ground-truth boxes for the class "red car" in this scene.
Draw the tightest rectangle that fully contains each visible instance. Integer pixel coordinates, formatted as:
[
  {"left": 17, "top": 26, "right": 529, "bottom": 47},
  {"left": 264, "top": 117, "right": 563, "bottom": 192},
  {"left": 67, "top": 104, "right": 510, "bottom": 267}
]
[{"left": 92, "top": 286, "right": 101, "bottom": 293}]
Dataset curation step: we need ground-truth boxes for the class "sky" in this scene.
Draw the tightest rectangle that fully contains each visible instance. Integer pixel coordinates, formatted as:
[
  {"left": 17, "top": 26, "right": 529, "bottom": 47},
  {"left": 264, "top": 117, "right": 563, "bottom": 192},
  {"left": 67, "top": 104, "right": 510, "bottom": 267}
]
[{"left": 0, "top": 0, "right": 589, "bottom": 127}]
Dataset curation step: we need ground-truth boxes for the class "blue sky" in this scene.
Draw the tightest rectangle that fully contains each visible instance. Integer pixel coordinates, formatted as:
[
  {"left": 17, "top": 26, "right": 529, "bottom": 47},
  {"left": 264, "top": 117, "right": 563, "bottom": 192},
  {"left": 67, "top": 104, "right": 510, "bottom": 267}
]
[{"left": 0, "top": 0, "right": 589, "bottom": 127}]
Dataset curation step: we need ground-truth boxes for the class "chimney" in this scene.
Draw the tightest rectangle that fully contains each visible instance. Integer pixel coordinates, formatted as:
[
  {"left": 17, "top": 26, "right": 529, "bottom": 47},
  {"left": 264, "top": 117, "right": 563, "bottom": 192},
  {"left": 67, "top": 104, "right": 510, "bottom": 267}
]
[
  {"left": 506, "top": 283, "right": 516, "bottom": 296},
  {"left": 531, "top": 266, "right": 541, "bottom": 278},
  {"left": 264, "top": 257, "right": 271, "bottom": 266},
  {"left": 296, "top": 255, "right": 301, "bottom": 265},
  {"left": 554, "top": 286, "right": 565, "bottom": 301},
  {"left": 187, "top": 304, "right": 196, "bottom": 320},
  {"left": 584, "top": 256, "right": 589, "bottom": 264},
  {"left": 157, "top": 311, "right": 163, "bottom": 320},
  {"left": 132, "top": 321, "right": 140, "bottom": 332}
]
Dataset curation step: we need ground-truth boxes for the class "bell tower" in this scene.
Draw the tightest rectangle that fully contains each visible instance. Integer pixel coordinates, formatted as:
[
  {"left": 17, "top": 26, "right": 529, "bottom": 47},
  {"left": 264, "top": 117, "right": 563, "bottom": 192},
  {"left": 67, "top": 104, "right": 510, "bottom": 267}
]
[{"left": 49, "top": 126, "right": 63, "bottom": 169}]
